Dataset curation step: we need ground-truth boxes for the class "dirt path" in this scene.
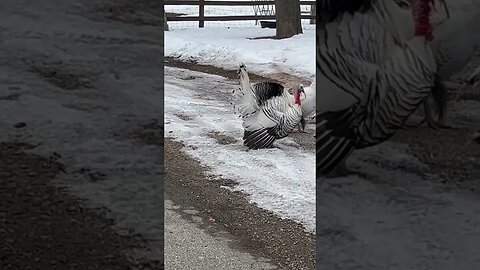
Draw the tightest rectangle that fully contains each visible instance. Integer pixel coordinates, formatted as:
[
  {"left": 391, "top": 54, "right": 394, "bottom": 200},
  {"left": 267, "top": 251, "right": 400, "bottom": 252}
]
[
  {"left": 165, "top": 56, "right": 313, "bottom": 91},
  {"left": 165, "top": 138, "right": 315, "bottom": 269},
  {"left": 1, "top": 0, "right": 164, "bottom": 267}
]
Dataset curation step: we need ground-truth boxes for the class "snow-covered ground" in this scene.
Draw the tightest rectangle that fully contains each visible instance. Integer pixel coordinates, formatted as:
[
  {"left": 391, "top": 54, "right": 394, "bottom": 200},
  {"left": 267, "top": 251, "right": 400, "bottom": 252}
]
[
  {"left": 165, "top": 28, "right": 315, "bottom": 80},
  {"left": 165, "top": 2, "right": 316, "bottom": 81},
  {"left": 165, "top": 67, "right": 316, "bottom": 232}
]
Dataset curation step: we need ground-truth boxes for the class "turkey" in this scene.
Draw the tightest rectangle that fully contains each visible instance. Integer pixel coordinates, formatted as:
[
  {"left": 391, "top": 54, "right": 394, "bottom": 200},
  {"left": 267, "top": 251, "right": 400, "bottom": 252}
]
[
  {"left": 288, "top": 81, "right": 316, "bottom": 132},
  {"left": 234, "top": 63, "right": 305, "bottom": 149},
  {"left": 413, "top": 0, "right": 480, "bottom": 128},
  {"left": 316, "top": 0, "right": 438, "bottom": 176}
]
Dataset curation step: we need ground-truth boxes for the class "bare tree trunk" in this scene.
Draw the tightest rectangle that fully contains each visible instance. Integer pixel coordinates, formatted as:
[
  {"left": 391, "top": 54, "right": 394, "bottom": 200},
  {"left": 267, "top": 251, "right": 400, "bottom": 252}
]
[
  {"left": 275, "top": 0, "right": 302, "bottom": 39},
  {"left": 164, "top": 11, "right": 169, "bottom": 31},
  {"left": 310, "top": 4, "right": 316, "bottom": 25}
]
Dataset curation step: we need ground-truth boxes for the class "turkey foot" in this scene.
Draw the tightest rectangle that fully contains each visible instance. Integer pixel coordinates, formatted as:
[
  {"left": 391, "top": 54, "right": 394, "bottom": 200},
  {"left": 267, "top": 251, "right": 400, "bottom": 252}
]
[
  {"left": 422, "top": 101, "right": 458, "bottom": 129},
  {"left": 294, "top": 124, "right": 307, "bottom": 133},
  {"left": 424, "top": 115, "right": 457, "bottom": 130}
]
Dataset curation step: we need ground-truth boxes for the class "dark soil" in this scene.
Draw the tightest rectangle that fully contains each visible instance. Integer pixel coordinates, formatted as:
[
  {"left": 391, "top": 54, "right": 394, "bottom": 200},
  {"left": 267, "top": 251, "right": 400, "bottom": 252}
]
[
  {"left": 208, "top": 131, "right": 238, "bottom": 145},
  {"left": 31, "top": 63, "right": 95, "bottom": 90},
  {"left": 165, "top": 138, "right": 315, "bottom": 270},
  {"left": 0, "top": 142, "right": 162, "bottom": 270},
  {"left": 131, "top": 119, "right": 165, "bottom": 147},
  {"left": 165, "top": 56, "right": 312, "bottom": 88},
  {"left": 392, "top": 121, "right": 480, "bottom": 191},
  {"left": 165, "top": 56, "right": 273, "bottom": 83}
]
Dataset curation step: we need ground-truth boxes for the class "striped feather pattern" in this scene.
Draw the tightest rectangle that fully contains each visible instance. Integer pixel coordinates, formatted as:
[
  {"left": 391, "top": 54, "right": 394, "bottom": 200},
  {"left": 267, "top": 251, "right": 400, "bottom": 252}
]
[
  {"left": 253, "top": 81, "right": 285, "bottom": 102},
  {"left": 243, "top": 128, "right": 277, "bottom": 149},
  {"left": 234, "top": 63, "right": 303, "bottom": 149},
  {"left": 316, "top": 0, "right": 437, "bottom": 175},
  {"left": 316, "top": 108, "right": 358, "bottom": 174},
  {"left": 243, "top": 96, "right": 303, "bottom": 149}
]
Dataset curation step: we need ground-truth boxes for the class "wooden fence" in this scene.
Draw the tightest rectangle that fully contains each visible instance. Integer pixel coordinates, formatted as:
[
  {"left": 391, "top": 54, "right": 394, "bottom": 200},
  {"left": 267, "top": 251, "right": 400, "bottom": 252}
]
[{"left": 165, "top": 0, "right": 316, "bottom": 28}]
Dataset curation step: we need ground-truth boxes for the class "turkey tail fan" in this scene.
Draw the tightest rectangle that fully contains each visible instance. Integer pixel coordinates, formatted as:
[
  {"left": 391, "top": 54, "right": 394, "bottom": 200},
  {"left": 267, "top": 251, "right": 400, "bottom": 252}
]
[
  {"left": 316, "top": 108, "right": 357, "bottom": 175},
  {"left": 235, "top": 63, "right": 258, "bottom": 117}
]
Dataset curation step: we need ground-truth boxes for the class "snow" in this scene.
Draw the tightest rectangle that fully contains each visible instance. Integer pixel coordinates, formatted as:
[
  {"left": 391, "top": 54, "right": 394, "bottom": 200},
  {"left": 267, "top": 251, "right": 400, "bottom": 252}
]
[
  {"left": 165, "top": 67, "right": 316, "bottom": 232},
  {"left": 165, "top": 28, "right": 315, "bottom": 80}
]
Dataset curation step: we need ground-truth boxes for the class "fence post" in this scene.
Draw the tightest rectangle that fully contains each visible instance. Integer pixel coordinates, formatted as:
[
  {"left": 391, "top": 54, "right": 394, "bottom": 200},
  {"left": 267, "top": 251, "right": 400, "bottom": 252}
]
[
  {"left": 310, "top": 4, "right": 316, "bottom": 24},
  {"left": 164, "top": 10, "right": 169, "bottom": 31},
  {"left": 199, "top": 0, "right": 205, "bottom": 28}
]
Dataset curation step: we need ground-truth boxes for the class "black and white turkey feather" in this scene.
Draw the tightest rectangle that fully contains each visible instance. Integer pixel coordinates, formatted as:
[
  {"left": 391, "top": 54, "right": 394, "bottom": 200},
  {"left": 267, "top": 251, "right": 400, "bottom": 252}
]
[
  {"left": 316, "top": 0, "right": 438, "bottom": 176},
  {"left": 234, "top": 63, "right": 304, "bottom": 149}
]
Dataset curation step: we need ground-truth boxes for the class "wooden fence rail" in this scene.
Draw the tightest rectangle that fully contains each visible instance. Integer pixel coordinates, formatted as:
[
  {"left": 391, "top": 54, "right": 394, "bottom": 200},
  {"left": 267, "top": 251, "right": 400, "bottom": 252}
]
[
  {"left": 164, "top": 1, "right": 316, "bottom": 6},
  {"left": 165, "top": 0, "right": 316, "bottom": 28}
]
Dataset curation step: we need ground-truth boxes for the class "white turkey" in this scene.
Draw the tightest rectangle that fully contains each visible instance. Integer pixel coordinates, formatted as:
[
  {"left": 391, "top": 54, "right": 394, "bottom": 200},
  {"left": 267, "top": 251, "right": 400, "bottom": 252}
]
[
  {"left": 412, "top": 0, "right": 480, "bottom": 128},
  {"left": 316, "top": 0, "right": 438, "bottom": 176},
  {"left": 234, "top": 63, "right": 305, "bottom": 149}
]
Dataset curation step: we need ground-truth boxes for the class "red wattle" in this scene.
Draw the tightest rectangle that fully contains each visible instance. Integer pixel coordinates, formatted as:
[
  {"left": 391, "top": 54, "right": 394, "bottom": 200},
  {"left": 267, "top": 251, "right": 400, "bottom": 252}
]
[
  {"left": 295, "top": 94, "right": 302, "bottom": 105},
  {"left": 415, "top": 0, "right": 434, "bottom": 41}
]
